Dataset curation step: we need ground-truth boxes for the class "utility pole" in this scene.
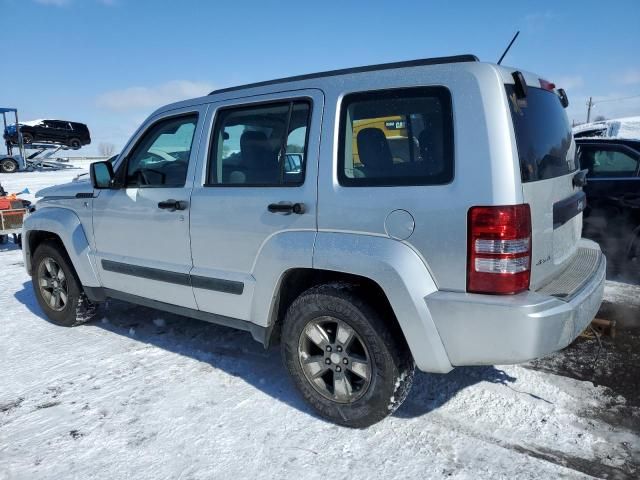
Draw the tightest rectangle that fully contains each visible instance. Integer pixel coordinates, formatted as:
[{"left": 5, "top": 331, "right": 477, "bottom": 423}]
[{"left": 586, "top": 97, "right": 593, "bottom": 123}]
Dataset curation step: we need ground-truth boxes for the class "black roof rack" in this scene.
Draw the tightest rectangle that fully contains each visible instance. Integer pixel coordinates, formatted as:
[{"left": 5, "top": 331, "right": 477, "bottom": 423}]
[{"left": 208, "top": 54, "right": 479, "bottom": 96}]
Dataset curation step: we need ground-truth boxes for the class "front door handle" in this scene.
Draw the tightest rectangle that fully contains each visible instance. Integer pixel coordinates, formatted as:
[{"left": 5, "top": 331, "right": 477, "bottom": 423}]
[
  {"left": 267, "top": 202, "right": 305, "bottom": 215},
  {"left": 158, "top": 199, "right": 188, "bottom": 211}
]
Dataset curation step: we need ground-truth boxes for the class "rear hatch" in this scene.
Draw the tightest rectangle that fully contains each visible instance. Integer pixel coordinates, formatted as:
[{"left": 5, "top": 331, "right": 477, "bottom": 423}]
[{"left": 506, "top": 81, "right": 584, "bottom": 290}]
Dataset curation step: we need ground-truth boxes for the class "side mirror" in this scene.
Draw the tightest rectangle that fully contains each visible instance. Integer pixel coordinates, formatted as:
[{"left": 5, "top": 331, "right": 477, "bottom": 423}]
[{"left": 90, "top": 161, "right": 115, "bottom": 189}]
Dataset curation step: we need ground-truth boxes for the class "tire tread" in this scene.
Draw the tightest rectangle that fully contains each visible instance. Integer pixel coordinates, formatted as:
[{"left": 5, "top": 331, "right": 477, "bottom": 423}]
[{"left": 282, "top": 281, "right": 414, "bottom": 427}]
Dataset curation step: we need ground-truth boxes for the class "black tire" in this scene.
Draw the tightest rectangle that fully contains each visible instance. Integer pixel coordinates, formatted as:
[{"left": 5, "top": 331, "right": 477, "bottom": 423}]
[
  {"left": 281, "top": 282, "right": 415, "bottom": 428},
  {"left": 0, "top": 158, "right": 18, "bottom": 173},
  {"left": 32, "top": 240, "right": 96, "bottom": 327},
  {"left": 68, "top": 138, "right": 82, "bottom": 150},
  {"left": 21, "top": 133, "right": 33, "bottom": 144}
]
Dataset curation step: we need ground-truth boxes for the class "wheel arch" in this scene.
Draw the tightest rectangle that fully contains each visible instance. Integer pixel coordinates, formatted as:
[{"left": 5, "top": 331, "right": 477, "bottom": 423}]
[
  {"left": 264, "top": 232, "right": 453, "bottom": 373},
  {"left": 23, "top": 207, "right": 101, "bottom": 287},
  {"left": 264, "top": 268, "right": 404, "bottom": 347}
]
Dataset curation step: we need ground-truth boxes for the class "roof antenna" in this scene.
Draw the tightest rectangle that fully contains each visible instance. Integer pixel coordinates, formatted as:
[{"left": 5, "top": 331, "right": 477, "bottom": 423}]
[{"left": 497, "top": 31, "right": 520, "bottom": 65}]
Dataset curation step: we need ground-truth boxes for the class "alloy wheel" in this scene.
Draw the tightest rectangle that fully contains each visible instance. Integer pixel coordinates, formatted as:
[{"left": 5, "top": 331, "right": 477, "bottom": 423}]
[
  {"left": 298, "top": 316, "right": 372, "bottom": 403},
  {"left": 37, "top": 257, "right": 69, "bottom": 312}
]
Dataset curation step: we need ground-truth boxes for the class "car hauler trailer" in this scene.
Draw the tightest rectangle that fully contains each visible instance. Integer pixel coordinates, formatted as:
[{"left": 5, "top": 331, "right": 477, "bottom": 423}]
[
  {"left": 1, "top": 107, "right": 76, "bottom": 172},
  {"left": 1, "top": 107, "right": 26, "bottom": 173}
]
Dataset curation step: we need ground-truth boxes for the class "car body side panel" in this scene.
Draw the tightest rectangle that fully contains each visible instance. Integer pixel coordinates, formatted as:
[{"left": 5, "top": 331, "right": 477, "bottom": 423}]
[
  {"left": 22, "top": 206, "right": 101, "bottom": 287},
  {"left": 313, "top": 231, "right": 453, "bottom": 373},
  {"left": 314, "top": 62, "right": 522, "bottom": 292},
  {"left": 188, "top": 89, "right": 323, "bottom": 320},
  {"left": 249, "top": 231, "right": 316, "bottom": 326},
  {"left": 91, "top": 105, "right": 207, "bottom": 310}
]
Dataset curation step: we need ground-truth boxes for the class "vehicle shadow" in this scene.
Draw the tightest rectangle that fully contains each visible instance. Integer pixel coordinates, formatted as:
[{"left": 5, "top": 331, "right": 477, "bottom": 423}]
[{"left": 16, "top": 280, "right": 520, "bottom": 422}]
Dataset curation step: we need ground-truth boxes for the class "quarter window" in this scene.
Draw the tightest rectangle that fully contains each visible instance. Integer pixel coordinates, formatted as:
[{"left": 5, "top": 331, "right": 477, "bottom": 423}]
[
  {"left": 208, "top": 101, "right": 311, "bottom": 186},
  {"left": 339, "top": 87, "right": 454, "bottom": 186},
  {"left": 125, "top": 114, "right": 198, "bottom": 187},
  {"left": 579, "top": 146, "right": 639, "bottom": 178}
]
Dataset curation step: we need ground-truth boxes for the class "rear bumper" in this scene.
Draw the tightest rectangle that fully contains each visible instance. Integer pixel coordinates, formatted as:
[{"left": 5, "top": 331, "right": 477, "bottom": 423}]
[{"left": 425, "top": 240, "right": 605, "bottom": 367}]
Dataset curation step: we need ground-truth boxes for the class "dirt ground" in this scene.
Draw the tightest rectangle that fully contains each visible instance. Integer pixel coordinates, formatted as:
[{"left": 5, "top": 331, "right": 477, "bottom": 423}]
[{"left": 529, "top": 288, "right": 640, "bottom": 448}]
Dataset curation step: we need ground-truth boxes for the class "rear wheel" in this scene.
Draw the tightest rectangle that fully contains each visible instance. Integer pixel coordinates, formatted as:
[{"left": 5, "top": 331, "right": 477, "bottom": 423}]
[
  {"left": 281, "top": 283, "right": 414, "bottom": 427},
  {"left": 32, "top": 240, "right": 96, "bottom": 326},
  {"left": 0, "top": 158, "right": 18, "bottom": 173}
]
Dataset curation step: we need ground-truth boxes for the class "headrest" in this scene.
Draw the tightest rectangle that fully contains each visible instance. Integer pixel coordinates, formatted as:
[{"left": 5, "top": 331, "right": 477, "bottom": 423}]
[{"left": 357, "top": 128, "right": 393, "bottom": 170}]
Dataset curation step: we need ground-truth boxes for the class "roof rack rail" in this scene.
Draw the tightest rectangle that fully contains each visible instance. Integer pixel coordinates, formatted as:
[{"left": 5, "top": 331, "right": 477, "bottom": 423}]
[{"left": 209, "top": 54, "right": 479, "bottom": 95}]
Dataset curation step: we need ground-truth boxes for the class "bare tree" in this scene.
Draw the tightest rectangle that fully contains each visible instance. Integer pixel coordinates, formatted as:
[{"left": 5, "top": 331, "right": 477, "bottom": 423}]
[{"left": 98, "top": 142, "right": 116, "bottom": 157}]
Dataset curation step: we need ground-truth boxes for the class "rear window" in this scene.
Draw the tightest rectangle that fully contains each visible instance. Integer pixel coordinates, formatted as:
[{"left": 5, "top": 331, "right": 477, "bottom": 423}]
[{"left": 506, "top": 85, "right": 576, "bottom": 183}]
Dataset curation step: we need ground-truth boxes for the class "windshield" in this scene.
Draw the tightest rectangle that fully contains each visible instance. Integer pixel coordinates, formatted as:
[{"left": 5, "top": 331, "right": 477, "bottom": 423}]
[{"left": 506, "top": 85, "right": 576, "bottom": 183}]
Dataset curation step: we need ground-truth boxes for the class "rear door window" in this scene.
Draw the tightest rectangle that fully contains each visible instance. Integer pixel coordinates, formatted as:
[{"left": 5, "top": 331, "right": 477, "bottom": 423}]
[
  {"left": 207, "top": 100, "right": 310, "bottom": 186},
  {"left": 338, "top": 87, "right": 454, "bottom": 187},
  {"left": 506, "top": 85, "right": 576, "bottom": 183}
]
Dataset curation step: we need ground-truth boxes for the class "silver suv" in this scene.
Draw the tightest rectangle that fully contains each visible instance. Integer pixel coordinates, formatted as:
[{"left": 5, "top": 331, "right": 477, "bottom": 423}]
[{"left": 23, "top": 55, "right": 605, "bottom": 427}]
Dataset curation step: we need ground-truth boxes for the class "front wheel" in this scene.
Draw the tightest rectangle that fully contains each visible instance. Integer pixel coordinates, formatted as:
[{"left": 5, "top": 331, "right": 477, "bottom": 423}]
[
  {"left": 281, "top": 283, "right": 414, "bottom": 427},
  {"left": 68, "top": 138, "right": 82, "bottom": 149},
  {"left": 32, "top": 240, "right": 96, "bottom": 326}
]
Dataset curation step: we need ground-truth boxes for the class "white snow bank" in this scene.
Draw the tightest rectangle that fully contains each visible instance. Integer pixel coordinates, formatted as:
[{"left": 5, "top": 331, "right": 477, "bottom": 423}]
[
  {"left": 0, "top": 161, "right": 87, "bottom": 203},
  {"left": 604, "top": 280, "right": 640, "bottom": 309},
  {"left": 574, "top": 116, "right": 640, "bottom": 140}
]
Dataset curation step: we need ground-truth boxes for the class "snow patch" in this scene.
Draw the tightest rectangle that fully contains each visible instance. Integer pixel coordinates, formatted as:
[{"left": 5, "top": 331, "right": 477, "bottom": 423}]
[
  {"left": 1, "top": 166, "right": 638, "bottom": 479},
  {"left": 152, "top": 318, "right": 166, "bottom": 328}
]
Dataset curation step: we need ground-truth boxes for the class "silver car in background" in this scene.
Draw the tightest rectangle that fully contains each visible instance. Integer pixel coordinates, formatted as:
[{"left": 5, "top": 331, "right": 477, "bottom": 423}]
[{"left": 22, "top": 54, "right": 605, "bottom": 427}]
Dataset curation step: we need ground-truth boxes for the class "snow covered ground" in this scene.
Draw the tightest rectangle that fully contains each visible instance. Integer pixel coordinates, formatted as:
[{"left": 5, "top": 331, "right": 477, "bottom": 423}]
[
  {"left": 1, "top": 166, "right": 639, "bottom": 479},
  {"left": 573, "top": 116, "right": 640, "bottom": 140}
]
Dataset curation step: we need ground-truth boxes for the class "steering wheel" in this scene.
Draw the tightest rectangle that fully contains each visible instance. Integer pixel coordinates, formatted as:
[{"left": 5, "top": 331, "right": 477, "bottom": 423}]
[
  {"left": 131, "top": 152, "right": 169, "bottom": 185},
  {"left": 136, "top": 168, "right": 166, "bottom": 185}
]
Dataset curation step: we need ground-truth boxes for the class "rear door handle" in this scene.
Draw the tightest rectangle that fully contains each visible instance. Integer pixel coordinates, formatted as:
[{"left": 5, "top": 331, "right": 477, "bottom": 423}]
[
  {"left": 267, "top": 202, "right": 305, "bottom": 214},
  {"left": 158, "top": 199, "right": 188, "bottom": 211}
]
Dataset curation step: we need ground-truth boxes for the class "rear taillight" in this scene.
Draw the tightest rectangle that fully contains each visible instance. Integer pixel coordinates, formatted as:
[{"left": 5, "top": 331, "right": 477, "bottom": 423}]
[
  {"left": 539, "top": 78, "right": 556, "bottom": 91},
  {"left": 467, "top": 204, "right": 532, "bottom": 295}
]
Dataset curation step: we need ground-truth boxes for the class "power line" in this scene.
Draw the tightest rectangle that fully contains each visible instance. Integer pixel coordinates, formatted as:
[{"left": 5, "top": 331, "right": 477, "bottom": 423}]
[{"left": 593, "top": 94, "right": 640, "bottom": 104}]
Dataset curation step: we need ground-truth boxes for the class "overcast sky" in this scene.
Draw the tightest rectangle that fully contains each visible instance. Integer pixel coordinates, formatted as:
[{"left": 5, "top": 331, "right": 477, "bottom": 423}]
[{"left": 2, "top": 0, "right": 639, "bottom": 156}]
